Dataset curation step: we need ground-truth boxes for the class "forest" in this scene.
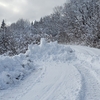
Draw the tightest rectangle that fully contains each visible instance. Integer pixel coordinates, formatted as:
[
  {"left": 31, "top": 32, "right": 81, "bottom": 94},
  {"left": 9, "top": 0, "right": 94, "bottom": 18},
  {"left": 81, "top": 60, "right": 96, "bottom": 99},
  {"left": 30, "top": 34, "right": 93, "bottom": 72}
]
[{"left": 0, "top": 0, "right": 100, "bottom": 55}]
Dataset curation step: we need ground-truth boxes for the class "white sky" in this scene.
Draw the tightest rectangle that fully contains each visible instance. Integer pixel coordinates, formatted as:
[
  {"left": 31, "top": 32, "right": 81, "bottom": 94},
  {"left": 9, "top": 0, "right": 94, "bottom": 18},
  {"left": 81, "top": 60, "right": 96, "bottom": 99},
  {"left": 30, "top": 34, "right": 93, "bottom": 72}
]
[{"left": 0, "top": 0, "right": 67, "bottom": 24}]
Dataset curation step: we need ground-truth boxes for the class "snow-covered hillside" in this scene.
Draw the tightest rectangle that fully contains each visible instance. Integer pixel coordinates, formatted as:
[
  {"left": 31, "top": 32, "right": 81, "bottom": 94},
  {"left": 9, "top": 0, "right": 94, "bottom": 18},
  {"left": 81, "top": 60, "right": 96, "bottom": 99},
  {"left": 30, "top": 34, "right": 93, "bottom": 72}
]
[{"left": 0, "top": 38, "right": 100, "bottom": 100}]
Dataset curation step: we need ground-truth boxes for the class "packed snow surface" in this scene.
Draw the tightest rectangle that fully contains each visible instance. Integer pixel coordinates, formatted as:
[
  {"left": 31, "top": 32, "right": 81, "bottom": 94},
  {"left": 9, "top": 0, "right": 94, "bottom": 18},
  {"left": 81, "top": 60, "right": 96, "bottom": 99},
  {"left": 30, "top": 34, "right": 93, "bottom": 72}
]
[{"left": 0, "top": 38, "right": 100, "bottom": 100}]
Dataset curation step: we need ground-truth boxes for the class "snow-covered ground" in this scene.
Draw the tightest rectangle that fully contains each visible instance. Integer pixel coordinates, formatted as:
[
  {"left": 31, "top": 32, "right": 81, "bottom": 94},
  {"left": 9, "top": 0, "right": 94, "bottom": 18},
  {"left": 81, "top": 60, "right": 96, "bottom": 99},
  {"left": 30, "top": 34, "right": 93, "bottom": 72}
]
[{"left": 0, "top": 38, "right": 100, "bottom": 100}]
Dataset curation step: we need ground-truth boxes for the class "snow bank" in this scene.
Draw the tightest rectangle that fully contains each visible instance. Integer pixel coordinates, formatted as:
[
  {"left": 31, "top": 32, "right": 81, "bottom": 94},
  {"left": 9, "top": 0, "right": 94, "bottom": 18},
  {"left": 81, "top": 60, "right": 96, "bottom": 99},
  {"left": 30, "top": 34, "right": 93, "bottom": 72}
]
[
  {"left": 0, "top": 54, "right": 35, "bottom": 89},
  {"left": 0, "top": 38, "right": 76, "bottom": 90},
  {"left": 26, "top": 38, "right": 76, "bottom": 62}
]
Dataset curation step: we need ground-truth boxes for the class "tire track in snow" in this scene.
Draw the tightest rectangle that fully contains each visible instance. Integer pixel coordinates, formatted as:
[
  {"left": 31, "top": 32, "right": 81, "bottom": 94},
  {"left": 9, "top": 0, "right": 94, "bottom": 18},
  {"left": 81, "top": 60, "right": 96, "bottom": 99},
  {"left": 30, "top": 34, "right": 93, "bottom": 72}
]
[
  {"left": 72, "top": 46, "right": 100, "bottom": 100},
  {"left": 32, "top": 62, "right": 66, "bottom": 100},
  {"left": 0, "top": 63, "right": 46, "bottom": 100},
  {"left": 50, "top": 64, "right": 81, "bottom": 100},
  {"left": 74, "top": 65, "right": 86, "bottom": 100},
  {"left": 40, "top": 63, "right": 81, "bottom": 100},
  {"left": 39, "top": 63, "right": 69, "bottom": 100},
  {"left": 17, "top": 62, "right": 81, "bottom": 100},
  {"left": 40, "top": 70, "right": 66, "bottom": 100},
  {"left": 15, "top": 64, "right": 47, "bottom": 100},
  {"left": 74, "top": 63, "right": 100, "bottom": 100}
]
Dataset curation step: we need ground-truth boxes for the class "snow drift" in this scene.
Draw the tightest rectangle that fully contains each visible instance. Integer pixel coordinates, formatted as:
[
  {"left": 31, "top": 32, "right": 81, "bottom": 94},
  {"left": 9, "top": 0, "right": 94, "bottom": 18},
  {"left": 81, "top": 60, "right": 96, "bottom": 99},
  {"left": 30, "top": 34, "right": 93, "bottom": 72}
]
[{"left": 0, "top": 38, "right": 75, "bottom": 90}]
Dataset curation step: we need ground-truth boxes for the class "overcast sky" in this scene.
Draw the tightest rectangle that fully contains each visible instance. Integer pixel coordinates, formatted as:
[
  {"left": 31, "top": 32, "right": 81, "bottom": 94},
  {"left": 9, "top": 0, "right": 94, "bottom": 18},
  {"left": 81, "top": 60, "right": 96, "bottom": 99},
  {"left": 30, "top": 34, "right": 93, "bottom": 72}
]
[{"left": 0, "top": 0, "right": 67, "bottom": 24}]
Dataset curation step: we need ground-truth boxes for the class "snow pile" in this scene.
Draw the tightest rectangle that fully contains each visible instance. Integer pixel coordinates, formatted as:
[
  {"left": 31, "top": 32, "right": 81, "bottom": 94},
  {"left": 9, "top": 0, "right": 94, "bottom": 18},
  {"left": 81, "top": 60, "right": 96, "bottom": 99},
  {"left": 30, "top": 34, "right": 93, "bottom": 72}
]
[
  {"left": 0, "top": 38, "right": 76, "bottom": 90},
  {"left": 26, "top": 38, "right": 76, "bottom": 62},
  {"left": 0, "top": 53, "right": 35, "bottom": 89}
]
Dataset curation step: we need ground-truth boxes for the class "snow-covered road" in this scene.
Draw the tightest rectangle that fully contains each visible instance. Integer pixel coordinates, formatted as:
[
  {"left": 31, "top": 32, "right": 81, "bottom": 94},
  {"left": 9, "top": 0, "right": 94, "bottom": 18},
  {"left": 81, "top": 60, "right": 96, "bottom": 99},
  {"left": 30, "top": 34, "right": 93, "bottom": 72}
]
[
  {"left": 0, "top": 39, "right": 100, "bottom": 100},
  {"left": 19, "top": 62, "right": 82, "bottom": 100}
]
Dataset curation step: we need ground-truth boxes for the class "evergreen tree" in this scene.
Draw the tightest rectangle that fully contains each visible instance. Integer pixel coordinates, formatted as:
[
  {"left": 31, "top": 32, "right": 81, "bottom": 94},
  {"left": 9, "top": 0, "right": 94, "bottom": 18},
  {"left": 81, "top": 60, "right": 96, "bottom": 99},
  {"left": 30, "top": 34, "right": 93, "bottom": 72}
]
[{"left": 1, "top": 20, "right": 6, "bottom": 31}]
